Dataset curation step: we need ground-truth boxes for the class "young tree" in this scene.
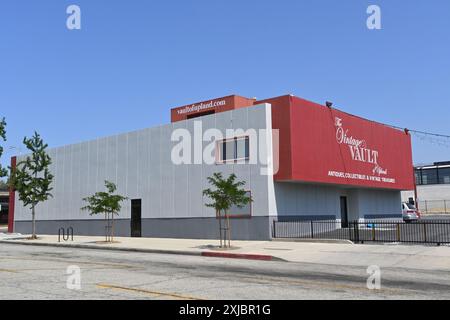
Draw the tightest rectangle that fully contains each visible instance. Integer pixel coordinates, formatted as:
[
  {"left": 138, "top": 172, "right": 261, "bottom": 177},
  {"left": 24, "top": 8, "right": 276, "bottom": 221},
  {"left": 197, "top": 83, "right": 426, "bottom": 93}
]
[
  {"left": 11, "top": 132, "right": 54, "bottom": 239},
  {"left": 81, "top": 181, "right": 128, "bottom": 243},
  {"left": 0, "top": 117, "right": 7, "bottom": 179},
  {"left": 203, "top": 172, "right": 252, "bottom": 248}
]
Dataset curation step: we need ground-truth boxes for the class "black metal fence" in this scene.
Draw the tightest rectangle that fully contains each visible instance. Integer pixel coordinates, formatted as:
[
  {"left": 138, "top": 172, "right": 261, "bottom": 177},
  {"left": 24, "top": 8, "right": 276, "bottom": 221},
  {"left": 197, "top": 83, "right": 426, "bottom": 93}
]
[{"left": 272, "top": 220, "right": 450, "bottom": 245}]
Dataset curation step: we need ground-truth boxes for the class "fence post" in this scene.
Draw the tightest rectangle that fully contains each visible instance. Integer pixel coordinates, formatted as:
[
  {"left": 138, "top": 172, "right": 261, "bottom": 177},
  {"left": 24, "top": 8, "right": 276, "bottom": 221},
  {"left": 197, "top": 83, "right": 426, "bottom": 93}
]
[
  {"left": 58, "top": 228, "right": 64, "bottom": 243},
  {"left": 68, "top": 227, "right": 74, "bottom": 241},
  {"left": 423, "top": 223, "right": 427, "bottom": 243},
  {"left": 397, "top": 223, "right": 400, "bottom": 242},
  {"left": 353, "top": 221, "right": 360, "bottom": 243},
  {"left": 348, "top": 222, "right": 352, "bottom": 241},
  {"left": 273, "top": 220, "right": 276, "bottom": 238},
  {"left": 372, "top": 224, "right": 376, "bottom": 241},
  {"left": 310, "top": 221, "right": 314, "bottom": 239}
]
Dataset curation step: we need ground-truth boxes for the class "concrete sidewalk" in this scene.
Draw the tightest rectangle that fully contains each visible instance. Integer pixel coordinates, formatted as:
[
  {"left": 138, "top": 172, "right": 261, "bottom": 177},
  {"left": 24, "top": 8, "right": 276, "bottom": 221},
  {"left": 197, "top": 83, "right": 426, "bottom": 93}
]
[{"left": 1, "top": 235, "right": 450, "bottom": 271}]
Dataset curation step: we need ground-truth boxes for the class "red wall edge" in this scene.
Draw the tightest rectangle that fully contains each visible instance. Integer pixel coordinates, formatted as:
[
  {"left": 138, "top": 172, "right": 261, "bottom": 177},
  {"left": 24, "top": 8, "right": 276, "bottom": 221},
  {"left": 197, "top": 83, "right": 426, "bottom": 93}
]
[
  {"left": 254, "top": 95, "right": 293, "bottom": 181},
  {"left": 8, "top": 156, "right": 16, "bottom": 233}
]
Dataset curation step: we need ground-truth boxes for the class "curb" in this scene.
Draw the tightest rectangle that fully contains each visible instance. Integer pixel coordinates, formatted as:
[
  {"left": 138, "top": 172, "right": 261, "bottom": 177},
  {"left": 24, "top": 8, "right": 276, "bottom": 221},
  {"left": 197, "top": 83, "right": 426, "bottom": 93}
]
[
  {"left": 201, "top": 251, "right": 279, "bottom": 261},
  {"left": 0, "top": 240, "right": 281, "bottom": 262},
  {"left": 273, "top": 238, "right": 354, "bottom": 245},
  {"left": 0, "top": 240, "right": 202, "bottom": 257}
]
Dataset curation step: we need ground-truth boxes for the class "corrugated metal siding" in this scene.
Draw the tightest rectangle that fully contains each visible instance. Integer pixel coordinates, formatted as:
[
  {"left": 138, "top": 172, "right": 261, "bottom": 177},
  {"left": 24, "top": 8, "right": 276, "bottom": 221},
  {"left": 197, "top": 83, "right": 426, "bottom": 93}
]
[{"left": 14, "top": 104, "right": 273, "bottom": 222}]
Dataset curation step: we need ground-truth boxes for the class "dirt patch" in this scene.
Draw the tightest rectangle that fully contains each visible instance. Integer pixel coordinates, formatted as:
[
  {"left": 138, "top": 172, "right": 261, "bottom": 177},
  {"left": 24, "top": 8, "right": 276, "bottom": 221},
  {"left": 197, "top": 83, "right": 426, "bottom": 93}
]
[
  {"left": 25, "top": 237, "right": 41, "bottom": 241},
  {"left": 210, "top": 246, "right": 241, "bottom": 251},
  {"left": 91, "top": 241, "right": 122, "bottom": 245}
]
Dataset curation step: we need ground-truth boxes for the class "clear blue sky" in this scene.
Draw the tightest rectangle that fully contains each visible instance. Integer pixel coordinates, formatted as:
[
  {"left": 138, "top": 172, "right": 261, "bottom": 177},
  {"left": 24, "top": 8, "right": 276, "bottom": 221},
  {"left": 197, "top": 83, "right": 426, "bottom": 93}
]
[{"left": 1, "top": 0, "right": 449, "bottom": 169}]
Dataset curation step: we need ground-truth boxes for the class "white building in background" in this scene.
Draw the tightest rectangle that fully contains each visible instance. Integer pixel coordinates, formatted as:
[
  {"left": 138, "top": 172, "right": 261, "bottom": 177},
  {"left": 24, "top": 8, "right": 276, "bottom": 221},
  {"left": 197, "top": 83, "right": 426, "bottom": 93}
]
[{"left": 402, "top": 161, "right": 450, "bottom": 213}]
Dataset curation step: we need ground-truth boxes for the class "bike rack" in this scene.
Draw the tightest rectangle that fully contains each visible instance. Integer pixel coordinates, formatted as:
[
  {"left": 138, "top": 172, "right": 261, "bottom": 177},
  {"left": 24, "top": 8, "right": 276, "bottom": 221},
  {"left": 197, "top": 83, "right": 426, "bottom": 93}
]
[{"left": 58, "top": 227, "right": 74, "bottom": 242}]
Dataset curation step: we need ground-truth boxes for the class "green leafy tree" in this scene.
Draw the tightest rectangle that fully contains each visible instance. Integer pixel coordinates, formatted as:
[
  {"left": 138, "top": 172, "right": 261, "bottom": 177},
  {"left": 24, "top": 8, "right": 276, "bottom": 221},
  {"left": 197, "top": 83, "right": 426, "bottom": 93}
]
[
  {"left": 0, "top": 117, "right": 7, "bottom": 179},
  {"left": 203, "top": 172, "right": 252, "bottom": 248},
  {"left": 11, "top": 132, "right": 54, "bottom": 239},
  {"left": 81, "top": 181, "right": 128, "bottom": 242}
]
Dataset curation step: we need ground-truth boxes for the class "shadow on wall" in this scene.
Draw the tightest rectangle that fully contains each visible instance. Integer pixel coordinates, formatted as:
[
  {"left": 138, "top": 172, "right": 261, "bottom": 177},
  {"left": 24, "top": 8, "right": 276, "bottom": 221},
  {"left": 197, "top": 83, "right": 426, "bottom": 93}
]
[{"left": 273, "top": 182, "right": 339, "bottom": 221}]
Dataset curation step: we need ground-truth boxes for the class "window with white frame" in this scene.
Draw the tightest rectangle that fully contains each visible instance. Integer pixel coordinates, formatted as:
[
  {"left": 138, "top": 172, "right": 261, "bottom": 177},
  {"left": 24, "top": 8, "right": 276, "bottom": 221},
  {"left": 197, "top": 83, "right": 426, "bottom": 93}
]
[{"left": 217, "top": 136, "right": 250, "bottom": 162}]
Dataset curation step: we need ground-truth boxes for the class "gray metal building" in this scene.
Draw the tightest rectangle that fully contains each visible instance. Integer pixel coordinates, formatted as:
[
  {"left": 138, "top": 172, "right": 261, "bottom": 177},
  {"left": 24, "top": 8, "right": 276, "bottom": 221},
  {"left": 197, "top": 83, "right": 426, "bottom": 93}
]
[{"left": 11, "top": 95, "right": 414, "bottom": 240}]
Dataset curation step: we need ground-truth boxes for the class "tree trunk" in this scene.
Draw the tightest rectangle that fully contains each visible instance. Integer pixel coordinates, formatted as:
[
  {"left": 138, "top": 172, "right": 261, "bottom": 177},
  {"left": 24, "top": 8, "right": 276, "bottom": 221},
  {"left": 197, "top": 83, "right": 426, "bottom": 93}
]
[
  {"left": 111, "top": 213, "right": 115, "bottom": 242},
  {"left": 226, "top": 211, "right": 231, "bottom": 248},
  {"left": 104, "top": 212, "right": 107, "bottom": 242},
  {"left": 107, "top": 212, "right": 111, "bottom": 242},
  {"left": 218, "top": 210, "right": 223, "bottom": 248},
  {"left": 32, "top": 206, "right": 36, "bottom": 240},
  {"left": 32, "top": 172, "right": 38, "bottom": 240}
]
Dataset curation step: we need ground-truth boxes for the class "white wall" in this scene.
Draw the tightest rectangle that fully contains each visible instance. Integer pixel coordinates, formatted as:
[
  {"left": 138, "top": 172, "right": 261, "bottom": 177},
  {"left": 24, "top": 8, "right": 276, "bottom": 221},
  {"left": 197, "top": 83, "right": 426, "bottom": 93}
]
[
  {"left": 14, "top": 104, "right": 274, "bottom": 222},
  {"left": 402, "top": 184, "right": 450, "bottom": 202},
  {"left": 273, "top": 182, "right": 402, "bottom": 220},
  {"left": 351, "top": 189, "right": 402, "bottom": 218},
  {"left": 273, "top": 183, "right": 340, "bottom": 218}
]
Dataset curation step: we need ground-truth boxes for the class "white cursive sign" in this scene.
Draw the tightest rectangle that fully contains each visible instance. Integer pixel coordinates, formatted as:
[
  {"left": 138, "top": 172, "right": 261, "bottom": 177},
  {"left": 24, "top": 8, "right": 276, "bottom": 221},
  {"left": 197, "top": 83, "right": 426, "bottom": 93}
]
[{"left": 335, "top": 117, "right": 387, "bottom": 176}]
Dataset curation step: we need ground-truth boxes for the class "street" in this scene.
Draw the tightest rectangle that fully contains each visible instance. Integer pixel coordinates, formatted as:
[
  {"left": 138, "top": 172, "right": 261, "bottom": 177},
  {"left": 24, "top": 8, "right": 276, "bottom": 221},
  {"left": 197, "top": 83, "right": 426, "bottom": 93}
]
[{"left": 1, "top": 243, "right": 450, "bottom": 300}]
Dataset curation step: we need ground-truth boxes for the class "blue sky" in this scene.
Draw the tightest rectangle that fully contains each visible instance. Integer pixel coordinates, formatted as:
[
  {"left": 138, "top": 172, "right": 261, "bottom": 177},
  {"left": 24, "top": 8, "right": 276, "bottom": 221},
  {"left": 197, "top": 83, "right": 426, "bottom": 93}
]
[{"left": 1, "top": 0, "right": 449, "bottom": 169}]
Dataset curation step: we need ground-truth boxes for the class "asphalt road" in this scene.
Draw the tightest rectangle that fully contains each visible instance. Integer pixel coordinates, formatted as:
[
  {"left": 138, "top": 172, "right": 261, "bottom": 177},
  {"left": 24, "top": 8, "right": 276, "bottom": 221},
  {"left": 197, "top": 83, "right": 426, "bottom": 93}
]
[{"left": 1, "top": 243, "right": 450, "bottom": 300}]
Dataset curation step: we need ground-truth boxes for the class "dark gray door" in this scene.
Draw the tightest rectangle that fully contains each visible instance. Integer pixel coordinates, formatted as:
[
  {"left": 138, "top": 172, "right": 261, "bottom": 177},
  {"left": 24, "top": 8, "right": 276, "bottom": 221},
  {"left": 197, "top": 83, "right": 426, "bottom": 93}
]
[
  {"left": 131, "top": 199, "right": 142, "bottom": 237},
  {"left": 340, "top": 196, "right": 349, "bottom": 228}
]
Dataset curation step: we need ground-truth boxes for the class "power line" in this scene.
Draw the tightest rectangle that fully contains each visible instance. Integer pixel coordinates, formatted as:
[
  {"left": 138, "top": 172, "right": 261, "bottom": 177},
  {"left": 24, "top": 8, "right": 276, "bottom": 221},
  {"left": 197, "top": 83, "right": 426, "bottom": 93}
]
[
  {"left": 387, "top": 125, "right": 450, "bottom": 139},
  {"left": 330, "top": 104, "right": 450, "bottom": 140},
  {"left": 368, "top": 119, "right": 450, "bottom": 148}
]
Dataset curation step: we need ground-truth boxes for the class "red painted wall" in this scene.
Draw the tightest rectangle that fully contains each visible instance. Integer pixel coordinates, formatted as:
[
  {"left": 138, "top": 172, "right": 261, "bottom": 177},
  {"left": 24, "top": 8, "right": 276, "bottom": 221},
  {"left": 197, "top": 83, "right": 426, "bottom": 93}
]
[
  {"left": 8, "top": 156, "right": 16, "bottom": 233},
  {"left": 284, "top": 97, "right": 415, "bottom": 190},
  {"left": 255, "top": 95, "right": 293, "bottom": 181},
  {"left": 171, "top": 95, "right": 255, "bottom": 122}
]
